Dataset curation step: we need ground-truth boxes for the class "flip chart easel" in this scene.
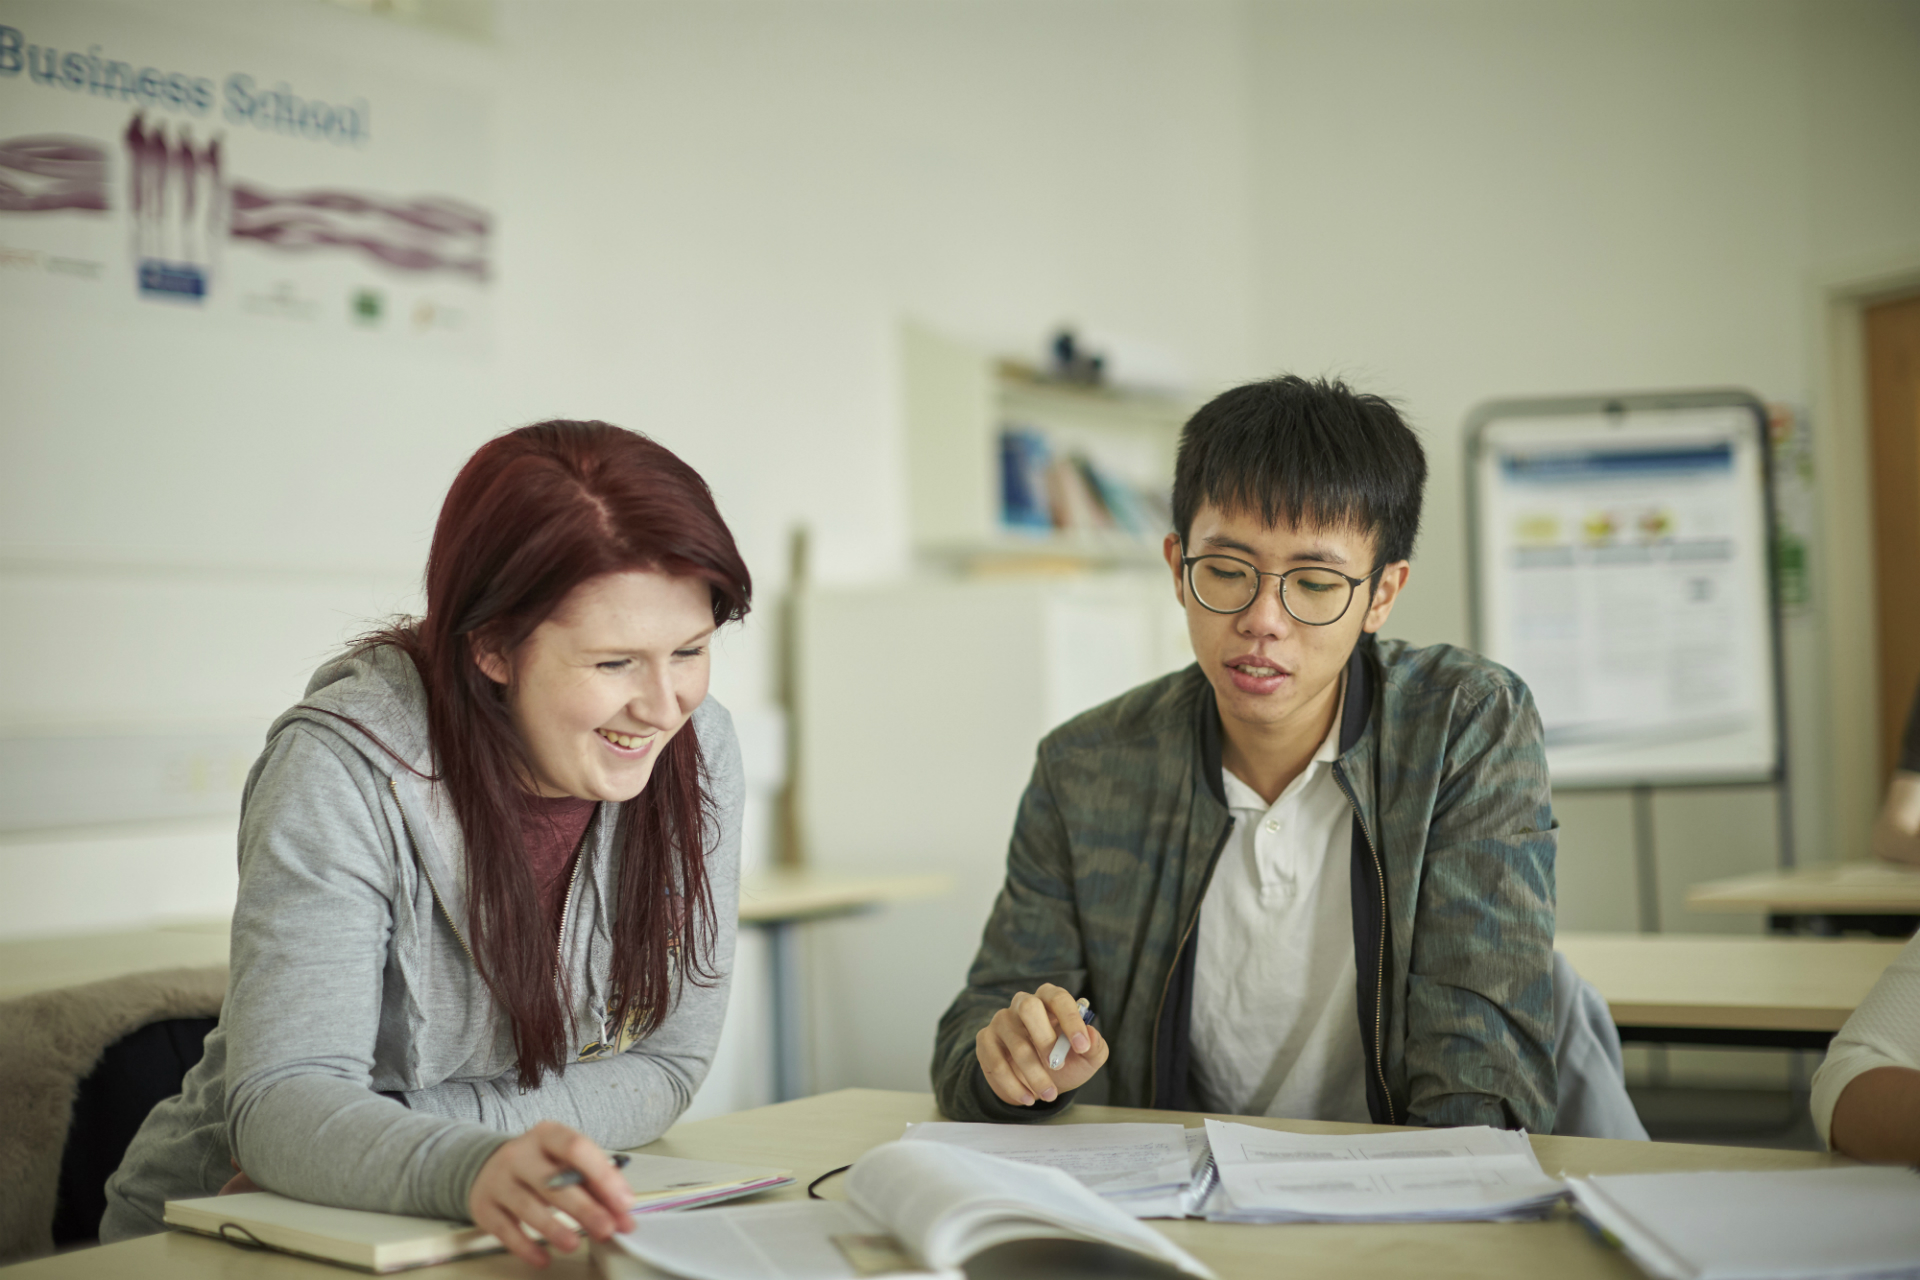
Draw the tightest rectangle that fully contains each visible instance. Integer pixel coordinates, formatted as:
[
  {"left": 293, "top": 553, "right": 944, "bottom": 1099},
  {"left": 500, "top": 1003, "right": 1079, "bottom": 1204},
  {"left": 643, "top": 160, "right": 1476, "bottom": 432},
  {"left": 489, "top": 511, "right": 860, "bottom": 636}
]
[{"left": 1466, "top": 391, "right": 1790, "bottom": 931}]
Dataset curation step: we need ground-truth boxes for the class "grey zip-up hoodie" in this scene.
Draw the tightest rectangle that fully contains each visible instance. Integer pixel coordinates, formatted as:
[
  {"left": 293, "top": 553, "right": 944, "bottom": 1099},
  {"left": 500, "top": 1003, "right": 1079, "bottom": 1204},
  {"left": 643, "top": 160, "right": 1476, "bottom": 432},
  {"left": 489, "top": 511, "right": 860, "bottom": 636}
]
[{"left": 102, "top": 644, "right": 742, "bottom": 1240}]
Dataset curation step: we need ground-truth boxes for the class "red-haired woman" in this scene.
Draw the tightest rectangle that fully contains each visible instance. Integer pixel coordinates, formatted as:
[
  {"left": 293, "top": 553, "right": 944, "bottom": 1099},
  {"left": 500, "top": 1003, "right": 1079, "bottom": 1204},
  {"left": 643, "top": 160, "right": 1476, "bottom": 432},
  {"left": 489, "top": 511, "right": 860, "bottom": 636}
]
[{"left": 103, "top": 422, "right": 752, "bottom": 1267}]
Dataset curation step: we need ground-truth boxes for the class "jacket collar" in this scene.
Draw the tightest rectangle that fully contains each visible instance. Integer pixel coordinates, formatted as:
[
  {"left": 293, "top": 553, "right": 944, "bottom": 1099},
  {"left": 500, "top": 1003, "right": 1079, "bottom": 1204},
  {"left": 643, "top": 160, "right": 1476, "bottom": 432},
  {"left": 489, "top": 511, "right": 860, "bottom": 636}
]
[{"left": 1340, "top": 633, "right": 1376, "bottom": 755}]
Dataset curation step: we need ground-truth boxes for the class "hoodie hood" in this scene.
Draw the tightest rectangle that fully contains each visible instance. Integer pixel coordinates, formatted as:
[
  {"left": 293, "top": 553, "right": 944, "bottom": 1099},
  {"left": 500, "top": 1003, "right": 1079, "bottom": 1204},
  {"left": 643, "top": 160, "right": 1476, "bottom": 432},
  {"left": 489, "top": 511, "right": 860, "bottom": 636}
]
[{"left": 272, "top": 641, "right": 437, "bottom": 782}]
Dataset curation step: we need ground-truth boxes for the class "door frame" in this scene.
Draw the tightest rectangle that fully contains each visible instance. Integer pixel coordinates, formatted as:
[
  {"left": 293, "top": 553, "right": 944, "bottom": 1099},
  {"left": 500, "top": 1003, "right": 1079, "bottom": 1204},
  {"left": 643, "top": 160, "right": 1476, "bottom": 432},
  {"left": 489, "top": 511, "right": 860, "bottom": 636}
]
[{"left": 1813, "top": 249, "right": 1920, "bottom": 861}]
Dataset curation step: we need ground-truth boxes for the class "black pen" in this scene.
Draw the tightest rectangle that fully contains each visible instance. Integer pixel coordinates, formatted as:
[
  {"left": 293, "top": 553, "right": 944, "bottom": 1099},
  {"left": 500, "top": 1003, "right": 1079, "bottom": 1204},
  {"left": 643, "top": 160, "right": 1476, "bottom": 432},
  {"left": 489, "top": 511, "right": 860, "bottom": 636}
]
[{"left": 546, "top": 1151, "right": 630, "bottom": 1190}]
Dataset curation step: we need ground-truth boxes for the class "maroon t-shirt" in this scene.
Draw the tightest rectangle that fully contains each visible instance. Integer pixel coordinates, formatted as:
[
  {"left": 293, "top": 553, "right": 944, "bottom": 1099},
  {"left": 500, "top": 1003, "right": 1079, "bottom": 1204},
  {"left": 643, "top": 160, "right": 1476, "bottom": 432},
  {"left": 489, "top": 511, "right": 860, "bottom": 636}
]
[{"left": 520, "top": 795, "right": 597, "bottom": 929}]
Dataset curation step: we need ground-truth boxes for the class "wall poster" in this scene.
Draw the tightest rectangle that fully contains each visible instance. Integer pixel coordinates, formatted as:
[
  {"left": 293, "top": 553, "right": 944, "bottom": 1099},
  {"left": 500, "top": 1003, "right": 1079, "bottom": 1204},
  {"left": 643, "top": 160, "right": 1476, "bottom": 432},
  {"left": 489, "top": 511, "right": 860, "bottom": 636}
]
[{"left": 0, "top": 2, "right": 492, "bottom": 353}]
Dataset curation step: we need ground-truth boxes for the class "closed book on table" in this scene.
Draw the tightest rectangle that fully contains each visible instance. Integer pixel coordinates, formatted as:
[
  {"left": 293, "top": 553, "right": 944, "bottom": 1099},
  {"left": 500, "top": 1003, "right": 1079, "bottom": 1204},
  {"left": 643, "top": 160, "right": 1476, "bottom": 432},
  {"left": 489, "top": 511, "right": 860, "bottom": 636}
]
[
  {"left": 165, "top": 1155, "right": 793, "bottom": 1272},
  {"left": 164, "top": 1193, "right": 498, "bottom": 1273}
]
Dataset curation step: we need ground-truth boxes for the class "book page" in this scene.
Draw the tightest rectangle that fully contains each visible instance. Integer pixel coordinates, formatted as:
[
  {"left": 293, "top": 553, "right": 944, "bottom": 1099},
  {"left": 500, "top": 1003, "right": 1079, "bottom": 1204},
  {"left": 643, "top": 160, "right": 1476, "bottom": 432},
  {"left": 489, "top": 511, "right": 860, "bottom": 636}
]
[
  {"left": 612, "top": 1199, "right": 947, "bottom": 1280},
  {"left": 1202, "top": 1120, "right": 1562, "bottom": 1222},
  {"left": 901, "top": 1122, "right": 1189, "bottom": 1197},
  {"left": 1205, "top": 1120, "right": 1530, "bottom": 1166},
  {"left": 847, "top": 1141, "right": 1213, "bottom": 1278}
]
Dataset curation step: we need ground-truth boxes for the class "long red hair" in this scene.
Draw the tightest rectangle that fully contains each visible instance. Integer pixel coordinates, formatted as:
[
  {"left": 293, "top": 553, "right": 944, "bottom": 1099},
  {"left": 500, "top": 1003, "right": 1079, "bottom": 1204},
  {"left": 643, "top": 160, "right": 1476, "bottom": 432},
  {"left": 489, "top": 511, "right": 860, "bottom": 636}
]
[{"left": 380, "top": 420, "right": 750, "bottom": 1088}]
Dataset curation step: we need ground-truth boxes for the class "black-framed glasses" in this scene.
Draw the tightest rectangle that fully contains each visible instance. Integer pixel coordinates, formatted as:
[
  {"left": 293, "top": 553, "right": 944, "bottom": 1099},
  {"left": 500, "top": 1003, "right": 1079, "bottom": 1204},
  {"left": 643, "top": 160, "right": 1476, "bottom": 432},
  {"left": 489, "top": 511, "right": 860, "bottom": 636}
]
[{"left": 1180, "top": 552, "right": 1380, "bottom": 626}]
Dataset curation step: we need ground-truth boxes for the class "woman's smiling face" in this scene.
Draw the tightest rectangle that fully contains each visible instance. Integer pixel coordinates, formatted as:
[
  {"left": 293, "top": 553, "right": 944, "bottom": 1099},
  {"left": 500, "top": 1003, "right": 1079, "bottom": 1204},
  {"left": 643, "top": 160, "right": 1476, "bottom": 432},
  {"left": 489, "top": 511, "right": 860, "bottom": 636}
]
[{"left": 476, "top": 569, "right": 716, "bottom": 802}]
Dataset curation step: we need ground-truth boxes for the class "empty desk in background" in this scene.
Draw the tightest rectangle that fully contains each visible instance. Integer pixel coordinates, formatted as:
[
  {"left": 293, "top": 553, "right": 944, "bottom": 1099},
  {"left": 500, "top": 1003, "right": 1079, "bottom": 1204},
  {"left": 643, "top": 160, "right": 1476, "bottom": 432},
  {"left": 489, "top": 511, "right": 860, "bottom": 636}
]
[
  {"left": 1557, "top": 931, "right": 1905, "bottom": 1050},
  {"left": 0, "top": 874, "right": 953, "bottom": 1108},
  {"left": 1685, "top": 861, "right": 1920, "bottom": 936},
  {"left": 736, "top": 869, "right": 950, "bottom": 1102},
  {"left": 1, "top": 1087, "right": 1847, "bottom": 1280},
  {"left": 0, "top": 921, "right": 229, "bottom": 1004}
]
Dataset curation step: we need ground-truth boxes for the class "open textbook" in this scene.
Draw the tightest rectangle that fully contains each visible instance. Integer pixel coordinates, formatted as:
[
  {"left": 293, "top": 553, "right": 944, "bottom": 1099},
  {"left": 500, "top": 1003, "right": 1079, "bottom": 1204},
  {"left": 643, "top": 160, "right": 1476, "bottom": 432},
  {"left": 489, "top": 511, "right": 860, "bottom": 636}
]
[
  {"left": 1568, "top": 1167, "right": 1920, "bottom": 1280},
  {"left": 1200, "top": 1119, "right": 1566, "bottom": 1223},
  {"left": 164, "top": 1154, "right": 793, "bottom": 1273},
  {"left": 901, "top": 1121, "right": 1203, "bottom": 1218},
  {"left": 599, "top": 1141, "right": 1215, "bottom": 1280}
]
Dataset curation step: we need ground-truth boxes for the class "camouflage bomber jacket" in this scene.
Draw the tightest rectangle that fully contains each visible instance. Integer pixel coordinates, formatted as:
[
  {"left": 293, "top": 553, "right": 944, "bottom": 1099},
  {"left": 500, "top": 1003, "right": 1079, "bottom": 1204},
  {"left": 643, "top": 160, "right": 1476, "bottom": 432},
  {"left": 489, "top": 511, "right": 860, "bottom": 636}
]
[{"left": 930, "top": 634, "right": 1558, "bottom": 1133}]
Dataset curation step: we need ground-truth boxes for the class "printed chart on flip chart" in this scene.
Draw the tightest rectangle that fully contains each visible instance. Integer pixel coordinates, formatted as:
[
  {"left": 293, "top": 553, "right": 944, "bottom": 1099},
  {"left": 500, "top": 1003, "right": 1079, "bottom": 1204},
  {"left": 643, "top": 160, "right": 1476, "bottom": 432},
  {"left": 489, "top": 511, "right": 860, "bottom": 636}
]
[{"left": 1470, "top": 399, "right": 1781, "bottom": 789}]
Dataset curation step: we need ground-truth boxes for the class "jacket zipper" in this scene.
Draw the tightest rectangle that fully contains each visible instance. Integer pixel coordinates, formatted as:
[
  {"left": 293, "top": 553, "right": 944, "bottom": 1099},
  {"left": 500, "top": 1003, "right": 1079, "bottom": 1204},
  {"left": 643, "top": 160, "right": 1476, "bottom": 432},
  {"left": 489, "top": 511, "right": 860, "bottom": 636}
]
[
  {"left": 388, "top": 777, "right": 482, "bottom": 976},
  {"left": 1334, "top": 769, "right": 1396, "bottom": 1126},
  {"left": 1147, "top": 821, "right": 1233, "bottom": 1104}
]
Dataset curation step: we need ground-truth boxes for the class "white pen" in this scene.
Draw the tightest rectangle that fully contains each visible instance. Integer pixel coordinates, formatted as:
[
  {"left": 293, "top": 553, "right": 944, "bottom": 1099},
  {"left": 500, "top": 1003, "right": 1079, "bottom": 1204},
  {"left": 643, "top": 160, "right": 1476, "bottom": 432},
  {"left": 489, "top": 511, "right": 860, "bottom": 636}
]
[{"left": 1048, "top": 998, "right": 1096, "bottom": 1070}]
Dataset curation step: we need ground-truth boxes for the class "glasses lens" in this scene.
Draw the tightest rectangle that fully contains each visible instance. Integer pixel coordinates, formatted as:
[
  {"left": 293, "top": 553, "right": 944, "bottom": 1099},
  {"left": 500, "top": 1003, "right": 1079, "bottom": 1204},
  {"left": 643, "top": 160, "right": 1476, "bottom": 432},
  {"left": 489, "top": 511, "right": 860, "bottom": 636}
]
[
  {"left": 1190, "top": 556, "right": 1259, "bottom": 612},
  {"left": 1282, "top": 568, "right": 1354, "bottom": 624}
]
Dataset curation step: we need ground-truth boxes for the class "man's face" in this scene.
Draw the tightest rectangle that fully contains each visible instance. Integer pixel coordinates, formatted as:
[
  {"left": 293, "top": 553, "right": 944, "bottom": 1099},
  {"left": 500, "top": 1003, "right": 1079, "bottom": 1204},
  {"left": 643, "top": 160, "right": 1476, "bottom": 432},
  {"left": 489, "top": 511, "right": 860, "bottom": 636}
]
[{"left": 1164, "top": 502, "right": 1408, "bottom": 741}]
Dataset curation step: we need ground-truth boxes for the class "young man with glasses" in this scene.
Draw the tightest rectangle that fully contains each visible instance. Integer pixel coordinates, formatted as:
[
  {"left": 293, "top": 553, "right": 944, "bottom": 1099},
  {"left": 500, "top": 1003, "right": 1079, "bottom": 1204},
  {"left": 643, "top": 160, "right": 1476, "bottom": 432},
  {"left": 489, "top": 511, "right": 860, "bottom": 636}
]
[{"left": 931, "top": 376, "right": 1557, "bottom": 1132}]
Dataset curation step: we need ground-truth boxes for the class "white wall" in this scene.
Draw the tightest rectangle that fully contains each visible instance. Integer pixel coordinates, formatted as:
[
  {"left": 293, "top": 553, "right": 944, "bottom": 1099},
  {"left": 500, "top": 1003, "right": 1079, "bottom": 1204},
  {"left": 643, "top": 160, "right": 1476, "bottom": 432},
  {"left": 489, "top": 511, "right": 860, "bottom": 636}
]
[
  {"left": 0, "top": 0, "right": 1260, "bottom": 1121},
  {"left": 1238, "top": 0, "right": 1920, "bottom": 937},
  {"left": 5, "top": 0, "right": 1920, "bottom": 1110}
]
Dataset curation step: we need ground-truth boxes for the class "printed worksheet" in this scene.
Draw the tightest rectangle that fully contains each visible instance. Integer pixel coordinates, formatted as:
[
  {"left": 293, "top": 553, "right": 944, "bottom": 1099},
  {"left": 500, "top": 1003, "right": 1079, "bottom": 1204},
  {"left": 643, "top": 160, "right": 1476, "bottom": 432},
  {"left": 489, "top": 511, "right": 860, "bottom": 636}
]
[{"left": 1202, "top": 1120, "right": 1565, "bottom": 1223}]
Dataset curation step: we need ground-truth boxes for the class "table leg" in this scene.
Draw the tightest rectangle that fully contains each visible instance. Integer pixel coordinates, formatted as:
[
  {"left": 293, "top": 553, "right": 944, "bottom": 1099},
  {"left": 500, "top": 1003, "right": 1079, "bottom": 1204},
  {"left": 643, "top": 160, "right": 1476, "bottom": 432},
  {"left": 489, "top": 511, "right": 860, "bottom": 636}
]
[{"left": 766, "top": 919, "right": 805, "bottom": 1102}]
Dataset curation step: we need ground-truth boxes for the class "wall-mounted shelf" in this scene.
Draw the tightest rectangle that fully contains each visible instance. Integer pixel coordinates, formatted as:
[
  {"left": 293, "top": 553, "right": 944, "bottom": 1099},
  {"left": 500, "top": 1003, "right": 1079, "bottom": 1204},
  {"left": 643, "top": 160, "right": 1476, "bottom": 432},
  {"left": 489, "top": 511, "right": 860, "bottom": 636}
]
[{"left": 900, "top": 321, "right": 1192, "bottom": 572}]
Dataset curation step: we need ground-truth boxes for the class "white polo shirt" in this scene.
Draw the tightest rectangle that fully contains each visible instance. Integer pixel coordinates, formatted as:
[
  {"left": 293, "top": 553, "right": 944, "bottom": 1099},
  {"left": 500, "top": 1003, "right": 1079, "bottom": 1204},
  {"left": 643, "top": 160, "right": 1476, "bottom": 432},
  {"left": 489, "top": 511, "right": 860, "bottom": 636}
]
[{"left": 1187, "top": 693, "right": 1371, "bottom": 1122}]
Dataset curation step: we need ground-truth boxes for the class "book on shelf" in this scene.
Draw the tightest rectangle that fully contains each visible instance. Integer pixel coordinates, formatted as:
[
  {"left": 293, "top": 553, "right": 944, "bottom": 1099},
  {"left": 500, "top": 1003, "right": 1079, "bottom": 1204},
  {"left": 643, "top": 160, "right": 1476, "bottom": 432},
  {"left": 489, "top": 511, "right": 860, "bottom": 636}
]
[
  {"left": 594, "top": 1140, "right": 1214, "bottom": 1280},
  {"left": 995, "top": 424, "right": 1168, "bottom": 547},
  {"left": 163, "top": 1153, "right": 793, "bottom": 1273},
  {"left": 997, "top": 425, "right": 1053, "bottom": 532},
  {"left": 1044, "top": 453, "right": 1108, "bottom": 534}
]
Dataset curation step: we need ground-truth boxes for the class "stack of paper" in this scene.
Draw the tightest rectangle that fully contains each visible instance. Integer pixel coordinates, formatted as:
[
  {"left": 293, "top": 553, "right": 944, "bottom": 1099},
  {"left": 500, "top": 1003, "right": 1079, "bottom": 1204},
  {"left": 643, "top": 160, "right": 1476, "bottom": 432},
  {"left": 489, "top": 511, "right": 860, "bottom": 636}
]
[
  {"left": 619, "top": 1154, "right": 795, "bottom": 1213},
  {"left": 1200, "top": 1119, "right": 1566, "bottom": 1223},
  {"left": 1568, "top": 1167, "right": 1920, "bottom": 1280},
  {"left": 901, "top": 1122, "right": 1197, "bottom": 1218}
]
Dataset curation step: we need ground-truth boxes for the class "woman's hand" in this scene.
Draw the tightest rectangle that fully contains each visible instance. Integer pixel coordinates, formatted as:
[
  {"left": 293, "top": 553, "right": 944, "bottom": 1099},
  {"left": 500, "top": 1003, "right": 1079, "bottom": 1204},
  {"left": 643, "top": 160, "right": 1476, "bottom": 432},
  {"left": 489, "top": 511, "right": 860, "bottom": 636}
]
[
  {"left": 218, "top": 1159, "right": 259, "bottom": 1196},
  {"left": 467, "top": 1121, "right": 635, "bottom": 1268},
  {"left": 974, "top": 983, "right": 1108, "bottom": 1106}
]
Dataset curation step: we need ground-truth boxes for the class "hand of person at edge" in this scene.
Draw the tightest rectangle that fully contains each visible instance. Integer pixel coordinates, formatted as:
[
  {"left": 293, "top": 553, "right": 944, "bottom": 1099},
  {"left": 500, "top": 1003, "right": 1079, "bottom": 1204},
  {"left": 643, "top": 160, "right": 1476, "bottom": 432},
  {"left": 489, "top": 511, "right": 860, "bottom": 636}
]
[
  {"left": 974, "top": 982, "right": 1108, "bottom": 1107},
  {"left": 467, "top": 1121, "right": 635, "bottom": 1268}
]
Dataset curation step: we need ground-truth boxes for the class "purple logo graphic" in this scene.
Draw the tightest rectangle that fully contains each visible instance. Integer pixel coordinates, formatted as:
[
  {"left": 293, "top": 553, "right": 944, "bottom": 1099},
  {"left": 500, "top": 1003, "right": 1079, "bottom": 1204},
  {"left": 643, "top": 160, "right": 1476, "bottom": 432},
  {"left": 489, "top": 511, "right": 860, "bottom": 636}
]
[
  {"left": 228, "top": 185, "right": 488, "bottom": 280},
  {"left": 0, "top": 134, "right": 108, "bottom": 211},
  {"left": 5, "top": 111, "right": 493, "bottom": 306},
  {"left": 125, "top": 110, "right": 223, "bottom": 301}
]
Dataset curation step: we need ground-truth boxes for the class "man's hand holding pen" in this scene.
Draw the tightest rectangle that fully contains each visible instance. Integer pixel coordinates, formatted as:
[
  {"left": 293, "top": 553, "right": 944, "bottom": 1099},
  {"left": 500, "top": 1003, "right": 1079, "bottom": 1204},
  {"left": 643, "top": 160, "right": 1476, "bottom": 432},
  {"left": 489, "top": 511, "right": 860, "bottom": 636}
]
[{"left": 974, "top": 985, "right": 1107, "bottom": 1106}]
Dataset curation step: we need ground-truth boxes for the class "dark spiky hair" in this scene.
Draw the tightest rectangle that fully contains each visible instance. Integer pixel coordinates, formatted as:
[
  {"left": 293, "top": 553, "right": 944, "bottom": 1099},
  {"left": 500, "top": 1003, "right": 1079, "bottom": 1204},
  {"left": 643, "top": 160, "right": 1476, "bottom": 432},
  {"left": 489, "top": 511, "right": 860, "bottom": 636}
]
[{"left": 1171, "top": 375, "right": 1426, "bottom": 566}]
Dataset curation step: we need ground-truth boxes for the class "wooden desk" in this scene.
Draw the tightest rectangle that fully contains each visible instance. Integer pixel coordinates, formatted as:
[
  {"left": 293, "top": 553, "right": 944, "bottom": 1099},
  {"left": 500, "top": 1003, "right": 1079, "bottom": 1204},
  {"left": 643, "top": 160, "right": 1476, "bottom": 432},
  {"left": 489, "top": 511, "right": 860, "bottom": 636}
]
[
  {"left": 0, "top": 872, "right": 950, "bottom": 1002},
  {"left": 735, "top": 870, "right": 951, "bottom": 1102},
  {"left": 737, "top": 869, "right": 950, "bottom": 925},
  {"left": 1685, "top": 862, "right": 1920, "bottom": 935},
  {"left": 1556, "top": 931, "right": 1905, "bottom": 1049},
  {"left": 3, "top": 1088, "right": 1844, "bottom": 1280},
  {"left": 0, "top": 921, "right": 229, "bottom": 1003}
]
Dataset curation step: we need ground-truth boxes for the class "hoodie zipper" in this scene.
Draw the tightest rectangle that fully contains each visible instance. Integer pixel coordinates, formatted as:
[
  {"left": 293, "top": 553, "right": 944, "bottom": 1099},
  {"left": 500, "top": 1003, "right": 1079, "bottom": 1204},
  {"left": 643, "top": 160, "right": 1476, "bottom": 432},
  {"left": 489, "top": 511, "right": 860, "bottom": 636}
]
[
  {"left": 395, "top": 778, "right": 595, "bottom": 1049},
  {"left": 552, "top": 834, "right": 586, "bottom": 985},
  {"left": 388, "top": 777, "right": 482, "bottom": 976},
  {"left": 1333, "top": 768, "right": 1396, "bottom": 1126}
]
